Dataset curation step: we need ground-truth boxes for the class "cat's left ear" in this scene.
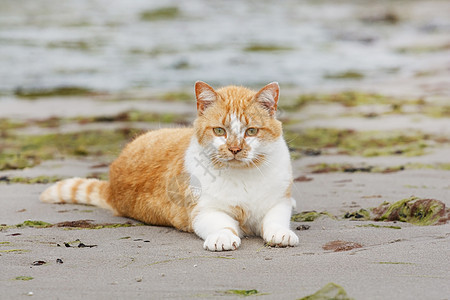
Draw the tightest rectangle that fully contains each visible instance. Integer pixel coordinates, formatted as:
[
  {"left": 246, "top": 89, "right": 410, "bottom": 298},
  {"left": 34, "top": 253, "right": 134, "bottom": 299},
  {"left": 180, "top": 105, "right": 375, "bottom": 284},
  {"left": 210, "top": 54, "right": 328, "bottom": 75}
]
[
  {"left": 195, "top": 81, "right": 218, "bottom": 115},
  {"left": 255, "top": 82, "right": 279, "bottom": 117}
]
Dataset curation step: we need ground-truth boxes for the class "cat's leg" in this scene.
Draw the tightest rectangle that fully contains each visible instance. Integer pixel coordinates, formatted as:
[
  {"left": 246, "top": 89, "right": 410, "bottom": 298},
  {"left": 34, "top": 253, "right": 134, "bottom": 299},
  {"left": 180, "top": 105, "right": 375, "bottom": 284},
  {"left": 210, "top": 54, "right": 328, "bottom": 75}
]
[
  {"left": 261, "top": 200, "right": 299, "bottom": 247},
  {"left": 193, "top": 209, "right": 241, "bottom": 251}
]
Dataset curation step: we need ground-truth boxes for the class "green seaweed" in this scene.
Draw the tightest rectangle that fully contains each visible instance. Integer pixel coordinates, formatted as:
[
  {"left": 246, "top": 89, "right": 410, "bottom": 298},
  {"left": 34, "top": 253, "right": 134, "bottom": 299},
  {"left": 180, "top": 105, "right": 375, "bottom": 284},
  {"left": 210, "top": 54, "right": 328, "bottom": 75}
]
[
  {"left": 223, "top": 289, "right": 260, "bottom": 297},
  {"left": 285, "top": 128, "right": 430, "bottom": 158},
  {"left": 291, "top": 211, "right": 335, "bottom": 222},
  {"left": 0, "top": 129, "right": 140, "bottom": 170},
  {"left": 129, "top": 46, "right": 178, "bottom": 57},
  {"left": 423, "top": 105, "right": 450, "bottom": 118},
  {"left": 298, "top": 282, "right": 353, "bottom": 300},
  {"left": 356, "top": 224, "right": 401, "bottom": 229},
  {"left": 301, "top": 162, "right": 450, "bottom": 174},
  {"left": 1, "top": 176, "right": 63, "bottom": 184},
  {"left": 14, "top": 276, "right": 34, "bottom": 281},
  {"left": 90, "top": 223, "right": 135, "bottom": 229},
  {"left": 243, "top": 44, "right": 294, "bottom": 52},
  {"left": 324, "top": 71, "right": 364, "bottom": 80},
  {"left": 375, "top": 196, "right": 447, "bottom": 226},
  {"left": 396, "top": 43, "right": 450, "bottom": 54},
  {"left": 47, "top": 40, "right": 93, "bottom": 51},
  {"left": 14, "top": 86, "right": 97, "bottom": 98},
  {"left": 77, "top": 110, "right": 190, "bottom": 124},
  {"left": 282, "top": 91, "right": 423, "bottom": 111},
  {"left": 0, "top": 119, "right": 27, "bottom": 131},
  {"left": 0, "top": 241, "right": 11, "bottom": 245},
  {"left": 360, "top": 11, "right": 400, "bottom": 24},
  {"left": 305, "top": 163, "right": 405, "bottom": 174},
  {"left": 140, "top": 7, "right": 180, "bottom": 21},
  {"left": 0, "top": 249, "right": 31, "bottom": 253},
  {"left": 17, "top": 220, "right": 53, "bottom": 228},
  {"left": 161, "top": 91, "right": 192, "bottom": 102},
  {"left": 55, "top": 220, "right": 140, "bottom": 229}
]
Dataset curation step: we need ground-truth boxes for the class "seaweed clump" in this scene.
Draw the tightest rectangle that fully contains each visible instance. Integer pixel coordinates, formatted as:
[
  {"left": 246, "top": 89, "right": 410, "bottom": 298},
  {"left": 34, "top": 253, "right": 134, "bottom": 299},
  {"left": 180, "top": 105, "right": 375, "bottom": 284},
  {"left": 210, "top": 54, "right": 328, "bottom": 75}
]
[
  {"left": 299, "top": 282, "right": 353, "bottom": 300},
  {"left": 372, "top": 197, "right": 448, "bottom": 226},
  {"left": 223, "top": 289, "right": 260, "bottom": 297},
  {"left": 14, "top": 86, "right": 96, "bottom": 98},
  {"left": 140, "top": 7, "right": 180, "bottom": 21},
  {"left": 291, "top": 211, "right": 335, "bottom": 222}
]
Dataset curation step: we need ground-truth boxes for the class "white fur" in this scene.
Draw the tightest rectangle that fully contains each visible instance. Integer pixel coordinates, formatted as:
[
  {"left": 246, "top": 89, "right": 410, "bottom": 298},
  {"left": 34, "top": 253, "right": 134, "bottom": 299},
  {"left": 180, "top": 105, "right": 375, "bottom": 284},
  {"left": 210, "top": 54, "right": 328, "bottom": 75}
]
[
  {"left": 229, "top": 113, "right": 245, "bottom": 139},
  {"left": 185, "top": 135, "right": 298, "bottom": 251},
  {"left": 199, "top": 89, "right": 216, "bottom": 102},
  {"left": 257, "top": 89, "right": 275, "bottom": 105}
]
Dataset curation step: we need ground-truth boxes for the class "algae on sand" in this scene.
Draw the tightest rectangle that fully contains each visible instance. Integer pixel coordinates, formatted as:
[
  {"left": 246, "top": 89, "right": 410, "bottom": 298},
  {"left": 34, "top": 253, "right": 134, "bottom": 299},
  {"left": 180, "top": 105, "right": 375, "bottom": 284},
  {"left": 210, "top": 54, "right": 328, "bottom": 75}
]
[
  {"left": 223, "top": 289, "right": 261, "bottom": 297},
  {"left": 243, "top": 44, "right": 294, "bottom": 52},
  {"left": 298, "top": 282, "right": 353, "bottom": 300},
  {"left": 291, "top": 211, "right": 335, "bottom": 222},
  {"left": 17, "top": 220, "right": 53, "bottom": 228},
  {"left": 14, "top": 276, "right": 34, "bottom": 281},
  {"left": 14, "top": 86, "right": 96, "bottom": 98},
  {"left": 140, "top": 7, "right": 180, "bottom": 21},
  {"left": 282, "top": 91, "right": 423, "bottom": 111},
  {"left": 0, "top": 129, "right": 140, "bottom": 170},
  {"left": 1, "top": 176, "right": 63, "bottom": 184},
  {"left": 285, "top": 128, "right": 431, "bottom": 157},
  {"left": 373, "top": 196, "right": 448, "bottom": 226}
]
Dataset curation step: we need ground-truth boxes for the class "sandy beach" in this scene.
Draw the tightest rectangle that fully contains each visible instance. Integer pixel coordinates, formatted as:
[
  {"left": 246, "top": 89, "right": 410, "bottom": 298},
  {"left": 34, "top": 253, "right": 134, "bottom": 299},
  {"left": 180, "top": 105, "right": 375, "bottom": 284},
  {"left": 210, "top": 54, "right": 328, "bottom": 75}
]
[{"left": 1, "top": 1, "right": 449, "bottom": 299}]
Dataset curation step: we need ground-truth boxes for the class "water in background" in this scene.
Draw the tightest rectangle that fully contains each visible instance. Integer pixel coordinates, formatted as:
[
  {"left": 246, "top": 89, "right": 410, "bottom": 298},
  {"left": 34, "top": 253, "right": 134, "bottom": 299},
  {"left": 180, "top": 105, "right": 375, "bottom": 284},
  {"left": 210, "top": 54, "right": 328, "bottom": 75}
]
[{"left": 1, "top": 0, "right": 449, "bottom": 94}]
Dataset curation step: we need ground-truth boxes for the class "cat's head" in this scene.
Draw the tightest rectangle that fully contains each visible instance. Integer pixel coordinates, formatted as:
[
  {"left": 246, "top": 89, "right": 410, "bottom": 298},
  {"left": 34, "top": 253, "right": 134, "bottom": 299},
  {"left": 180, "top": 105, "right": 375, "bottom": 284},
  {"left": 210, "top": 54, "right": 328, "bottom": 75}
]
[{"left": 193, "top": 81, "right": 283, "bottom": 169}]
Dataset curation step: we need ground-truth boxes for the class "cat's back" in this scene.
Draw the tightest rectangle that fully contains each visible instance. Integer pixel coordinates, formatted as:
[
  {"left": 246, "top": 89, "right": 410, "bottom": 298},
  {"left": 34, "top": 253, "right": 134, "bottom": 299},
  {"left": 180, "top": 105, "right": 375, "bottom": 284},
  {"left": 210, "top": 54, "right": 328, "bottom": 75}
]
[
  {"left": 108, "top": 127, "right": 195, "bottom": 228},
  {"left": 110, "top": 127, "right": 194, "bottom": 178}
]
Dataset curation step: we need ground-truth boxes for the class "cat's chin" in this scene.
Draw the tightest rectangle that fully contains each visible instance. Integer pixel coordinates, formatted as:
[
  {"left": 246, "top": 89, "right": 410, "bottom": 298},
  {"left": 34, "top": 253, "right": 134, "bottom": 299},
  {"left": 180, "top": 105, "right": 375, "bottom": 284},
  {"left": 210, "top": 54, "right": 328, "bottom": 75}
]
[{"left": 216, "top": 158, "right": 259, "bottom": 169}]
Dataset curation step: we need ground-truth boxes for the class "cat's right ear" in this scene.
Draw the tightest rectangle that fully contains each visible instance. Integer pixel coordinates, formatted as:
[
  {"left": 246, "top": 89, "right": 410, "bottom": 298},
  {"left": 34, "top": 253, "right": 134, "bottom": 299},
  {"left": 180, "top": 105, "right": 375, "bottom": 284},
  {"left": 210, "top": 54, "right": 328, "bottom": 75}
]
[{"left": 195, "top": 81, "right": 218, "bottom": 115}]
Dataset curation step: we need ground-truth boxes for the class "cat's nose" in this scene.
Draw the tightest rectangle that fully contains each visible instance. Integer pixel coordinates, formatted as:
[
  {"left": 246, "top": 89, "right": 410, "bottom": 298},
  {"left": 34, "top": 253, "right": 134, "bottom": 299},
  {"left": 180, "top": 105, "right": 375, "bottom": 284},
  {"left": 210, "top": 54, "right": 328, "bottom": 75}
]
[{"left": 228, "top": 146, "right": 242, "bottom": 155}]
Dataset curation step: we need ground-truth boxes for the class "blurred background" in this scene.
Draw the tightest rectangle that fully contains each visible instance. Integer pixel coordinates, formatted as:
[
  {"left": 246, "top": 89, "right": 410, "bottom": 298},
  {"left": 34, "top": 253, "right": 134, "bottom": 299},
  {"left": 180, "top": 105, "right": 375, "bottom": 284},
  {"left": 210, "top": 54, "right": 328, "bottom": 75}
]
[
  {"left": 0, "top": 0, "right": 449, "bottom": 180},
  {"left": 1, "top": 0, "right": 450, "bottom": 95}
]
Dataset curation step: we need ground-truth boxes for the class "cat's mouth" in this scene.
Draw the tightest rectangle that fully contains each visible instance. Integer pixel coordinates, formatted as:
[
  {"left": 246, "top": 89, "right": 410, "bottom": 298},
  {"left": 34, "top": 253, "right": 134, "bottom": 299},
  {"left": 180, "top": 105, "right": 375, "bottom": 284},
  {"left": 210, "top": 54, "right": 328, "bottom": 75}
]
[{"left": 222, "top": 156, "right": 262, "bottom": 168}]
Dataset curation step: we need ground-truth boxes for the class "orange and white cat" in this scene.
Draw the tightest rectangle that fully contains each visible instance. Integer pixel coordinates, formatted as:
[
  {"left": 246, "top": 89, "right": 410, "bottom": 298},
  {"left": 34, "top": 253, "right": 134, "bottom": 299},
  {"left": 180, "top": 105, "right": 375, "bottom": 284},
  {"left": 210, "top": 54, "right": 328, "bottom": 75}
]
[{"left": 40, "top": 81, "right": 299, "bottom": 251}]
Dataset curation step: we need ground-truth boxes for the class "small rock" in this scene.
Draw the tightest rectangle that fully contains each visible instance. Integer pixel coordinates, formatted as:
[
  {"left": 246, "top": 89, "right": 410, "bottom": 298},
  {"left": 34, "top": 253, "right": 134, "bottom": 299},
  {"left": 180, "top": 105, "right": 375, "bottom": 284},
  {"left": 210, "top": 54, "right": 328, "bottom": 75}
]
[
  {"left": 296, "top": 224, "right": 311, "bottom": 231},
  {"left": 56, "top": 258, "right": 63, "bottom": 264}
]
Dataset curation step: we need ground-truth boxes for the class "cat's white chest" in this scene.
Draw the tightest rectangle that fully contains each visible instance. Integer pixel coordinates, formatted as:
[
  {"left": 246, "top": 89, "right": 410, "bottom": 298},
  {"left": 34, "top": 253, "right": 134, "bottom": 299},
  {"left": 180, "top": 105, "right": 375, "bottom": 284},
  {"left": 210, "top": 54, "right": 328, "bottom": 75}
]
[{"left": 185, "top": 137, "right": 293, "bottom": 234}]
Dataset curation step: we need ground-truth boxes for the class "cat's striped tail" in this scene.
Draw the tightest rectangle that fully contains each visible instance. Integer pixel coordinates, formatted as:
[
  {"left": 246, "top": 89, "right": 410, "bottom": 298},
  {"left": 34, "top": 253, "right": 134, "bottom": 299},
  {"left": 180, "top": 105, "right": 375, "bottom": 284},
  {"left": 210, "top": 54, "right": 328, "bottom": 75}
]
[{"left": 40, "top": 178, "right": 113, "bottom": 211}]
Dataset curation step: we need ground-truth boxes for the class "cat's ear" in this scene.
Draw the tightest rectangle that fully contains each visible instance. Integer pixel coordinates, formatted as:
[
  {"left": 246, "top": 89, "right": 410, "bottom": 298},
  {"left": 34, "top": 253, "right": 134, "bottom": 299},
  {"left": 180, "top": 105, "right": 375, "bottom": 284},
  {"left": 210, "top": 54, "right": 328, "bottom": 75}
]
[
  {"left": 195, "top": 81, "right": 218, "bottom": 115},
  {"left": 255, "top": 82, "right": 279, "bottom": 117}
]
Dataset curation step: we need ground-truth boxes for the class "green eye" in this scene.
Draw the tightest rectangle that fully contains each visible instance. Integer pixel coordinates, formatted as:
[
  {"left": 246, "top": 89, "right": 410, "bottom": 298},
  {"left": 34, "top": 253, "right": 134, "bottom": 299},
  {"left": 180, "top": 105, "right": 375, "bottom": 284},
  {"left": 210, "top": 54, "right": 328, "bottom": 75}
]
[
  {"left": 213, "top": 127, "right": 226, "bottom": 136},
  {"left": 246, "top": 128, "right": 259, "bottom": 136}
]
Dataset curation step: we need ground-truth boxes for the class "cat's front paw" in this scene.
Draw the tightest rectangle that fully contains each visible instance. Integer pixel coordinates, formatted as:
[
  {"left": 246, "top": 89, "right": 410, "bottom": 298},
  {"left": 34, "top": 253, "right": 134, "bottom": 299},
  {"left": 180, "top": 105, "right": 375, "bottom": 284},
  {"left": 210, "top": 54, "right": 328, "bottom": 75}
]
[
  {"left": 203, "top": 229, "right": 241, "bottom": 251},
  {"left": 263, "top": 225, "right": 299, "bottom": 247}
]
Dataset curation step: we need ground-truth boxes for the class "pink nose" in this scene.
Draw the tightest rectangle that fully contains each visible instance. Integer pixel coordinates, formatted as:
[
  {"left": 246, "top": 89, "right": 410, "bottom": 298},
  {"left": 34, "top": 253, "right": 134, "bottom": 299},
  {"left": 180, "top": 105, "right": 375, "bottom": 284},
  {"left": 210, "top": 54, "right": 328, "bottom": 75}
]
[{"left": 228, "top": 146, "right": 242, "bottom": 155}]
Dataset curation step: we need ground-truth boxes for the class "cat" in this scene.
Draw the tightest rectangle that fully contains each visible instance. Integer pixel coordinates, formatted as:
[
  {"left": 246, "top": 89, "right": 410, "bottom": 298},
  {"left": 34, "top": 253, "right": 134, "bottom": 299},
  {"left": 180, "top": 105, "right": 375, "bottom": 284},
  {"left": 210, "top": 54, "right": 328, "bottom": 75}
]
[{"left": 40, "top": 81, "right": 299, "bottom": 251}]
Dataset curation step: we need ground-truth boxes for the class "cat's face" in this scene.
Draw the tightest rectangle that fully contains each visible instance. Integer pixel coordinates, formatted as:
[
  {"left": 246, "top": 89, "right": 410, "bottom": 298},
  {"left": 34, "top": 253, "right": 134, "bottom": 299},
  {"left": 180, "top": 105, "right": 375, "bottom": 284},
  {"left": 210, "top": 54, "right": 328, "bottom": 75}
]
[{"left": 193, "top": 82, "right": 282, "bottom": 169}]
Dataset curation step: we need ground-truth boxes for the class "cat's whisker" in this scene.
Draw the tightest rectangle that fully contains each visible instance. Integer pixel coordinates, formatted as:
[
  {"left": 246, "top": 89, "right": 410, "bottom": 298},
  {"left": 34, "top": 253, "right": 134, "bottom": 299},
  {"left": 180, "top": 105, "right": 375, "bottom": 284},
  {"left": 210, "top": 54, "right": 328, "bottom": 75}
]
[{"left": 249, "top": 159, "right": 265, "bottom": 177}]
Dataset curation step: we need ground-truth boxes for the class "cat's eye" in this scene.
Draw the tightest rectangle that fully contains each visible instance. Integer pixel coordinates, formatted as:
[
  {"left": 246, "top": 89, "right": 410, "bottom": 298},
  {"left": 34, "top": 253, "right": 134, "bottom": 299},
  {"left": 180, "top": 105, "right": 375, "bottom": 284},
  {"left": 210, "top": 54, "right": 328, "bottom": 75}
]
[
  {"left": 213, "top": 127, "right": 226, "bottom": 136},
  {"left": 245, "top": 128, "right": 259, "bottom": 137}
]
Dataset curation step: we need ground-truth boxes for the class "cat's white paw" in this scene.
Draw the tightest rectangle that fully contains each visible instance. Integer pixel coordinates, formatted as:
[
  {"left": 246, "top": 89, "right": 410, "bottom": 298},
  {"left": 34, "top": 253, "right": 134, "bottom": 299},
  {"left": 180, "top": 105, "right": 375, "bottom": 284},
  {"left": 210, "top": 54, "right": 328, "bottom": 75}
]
[
  {"left": 263, "top": 225, "right": 299, "bottom": 247},
  {"left": 203, "top": 229, "right": 241, "bottom": 251}
]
